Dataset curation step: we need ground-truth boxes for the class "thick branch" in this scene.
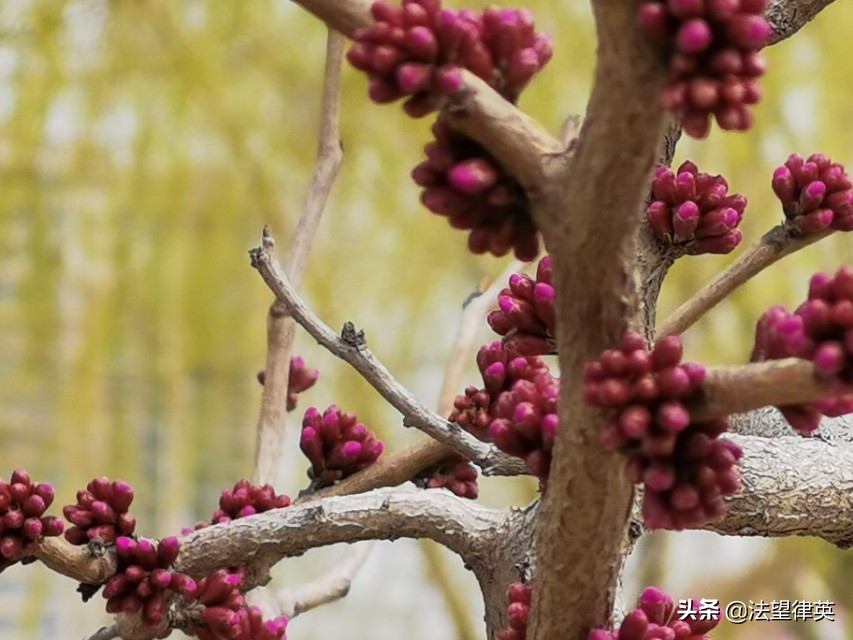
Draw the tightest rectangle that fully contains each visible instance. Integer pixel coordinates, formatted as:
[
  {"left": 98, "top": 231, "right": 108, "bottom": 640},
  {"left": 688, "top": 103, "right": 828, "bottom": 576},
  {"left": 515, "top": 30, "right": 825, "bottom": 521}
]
[
  {"left": 529, "top": 0, "right": 668, "bottom": 636},
  {"left": 658, "top": 226, "right": 829, "bottom": 338},
  {"left": 707, "top": 433, "right": 853, "bottom": 548},
  {"left": 175, "top": 487, "right": 505, "bottom": 578},
  {"left": 253, "top": 30, "right": 344, "bottom": 485},
  {"left": 249, "top": 231, "right": 521, "bottom": 472}
]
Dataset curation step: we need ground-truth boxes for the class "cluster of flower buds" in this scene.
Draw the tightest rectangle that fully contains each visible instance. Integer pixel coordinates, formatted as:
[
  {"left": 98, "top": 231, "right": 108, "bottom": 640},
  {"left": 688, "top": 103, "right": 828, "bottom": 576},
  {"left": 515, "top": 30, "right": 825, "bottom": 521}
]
[
  {"left": 771, "top": 153, "right": 853, "bottom": 234},
  {"left": 63, "top": 477, "right": 135, "bottom": 545},
  {"left": 495, "top": 582, "right": 532, "bottom": 640},
  {"left": 450, "top": 342, "right": 558, "bottom": 481},
  {"left": 413, "top": 120, "right": 540, "bottom": 260},
  {"left": 185, "top": 569, "right": 288, "bottom": 640},
  {"left": 348, "top": 0, "right": 552, "bottom": 117},
  {"left": 211, "top": 480, "right": 292, "bottom": 524},
  {"left": 417, "top": 455, "right": 479, "bottom": 499},
  {"left": 0, "top": 469, "right": 63, "bottom": 572},
  {"left": 104, "top": 536, "right": 196, "bottom": 629},
  {"left": 646, "top": 161, "right": 746, "bottom": 255},
  {"left": 637, "top": 0, "right": 771, "bottom": 137},
  {"left": 449, "top": 341, "right": 551, "bottom": 439},
  {"left": 584, "top": 331, "right": 741, "bottom": 529},
  {"left": 286, "top": 356, "right": 319, "bottom": 411},
  {"left": 588, "top": 587, "right": 719, "bottom": 640},
  {"left": 752, "top": 267, "right": 853, "bottom": 433},
  {"left": 257, "top": 356, "right": 319, "bottom": 412},
  {"left": 300, "top": 406, "right": 384, "bottom": 487},
  {"left": 487, "top": 256, "right": 555, "bottom": 354}
]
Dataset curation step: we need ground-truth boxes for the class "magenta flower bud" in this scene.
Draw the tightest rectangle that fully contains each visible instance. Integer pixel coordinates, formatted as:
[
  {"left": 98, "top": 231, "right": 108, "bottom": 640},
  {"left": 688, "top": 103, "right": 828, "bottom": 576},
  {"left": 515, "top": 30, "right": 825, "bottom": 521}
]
[
  {"left": 647, "top": 201, "right": 674, "bottom": 237},
  {"left": 448, "top": 158, "right": 499, "bottom": 195},
  {"left": 618, "top": 609, "right": 649, "bottom": 640},
  {"left": 22, "top": 518, "right": 42, "bottom": 539},
  {"left": 637, "top": 2, "right": 669, "bottom": 38},
  {"left": 156, "top": 536, "right": 180, "bottom": 567},
  {"left": 4, "top": 510, "right": 23, "bottom": 530},
  {"left": 395, "top": 62, "right": 433, "bottom": 94},
  {"left": 726, "top": 15, "right": 772, "bottom": 48},
  {"left": 618, "top": 405, "right": 652, "bottom": 438},
  {"left": 689, "top": 228, "right": 743, "bottom": 255},
  {"left": 669, "top": 0, "right": 705, "bottom": 18},
  {"left": 21, "top": 494, "right": 45, "bottom": 518},
  {"left": 657, "top": 402, "right": 690, "bottom": 432},
  {"left": 652, "top": 336, "right": 683, "bottom": 368},
  {"left": 657, "top": 366, "right": 691, "bottom": 398},
  {"left": 8, "top": 483, "right": 29, "bottom": 504},
  {"left": 404, "top": 26, "right": 438, "bottom": 60},
  {"left": 638, "top": 587, "right": 674, "bottom": 625},
  {"left": 695, "top": 206, "right": 740, "bottom": 237},
  {"left": 676, "top": 19, "right": 712, "bottom": 53},
  {"left": 434, "top": 65, "right": 464, "bottom": 94},
  {"left": 799, "top": 180, "right": 827, "bottom": 212},
  {"left": 674, "top": 171, "right": 697, "bottom": 202},
  {"left": 798, "top": 209, "right": 834, "bottom": 233}
]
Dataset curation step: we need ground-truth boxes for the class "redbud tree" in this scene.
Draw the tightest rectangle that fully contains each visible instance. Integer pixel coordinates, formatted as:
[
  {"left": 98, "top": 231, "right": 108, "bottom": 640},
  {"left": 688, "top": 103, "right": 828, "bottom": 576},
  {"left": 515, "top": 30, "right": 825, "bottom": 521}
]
[{"left": 3, "top": 0, "right": 852, "bottom": 639}]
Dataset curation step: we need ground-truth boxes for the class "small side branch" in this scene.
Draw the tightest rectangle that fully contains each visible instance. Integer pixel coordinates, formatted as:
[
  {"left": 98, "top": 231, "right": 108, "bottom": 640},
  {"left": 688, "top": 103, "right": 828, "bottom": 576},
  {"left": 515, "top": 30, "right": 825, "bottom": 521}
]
[
  {"left": 658, "top": 225, "right": 828, "bottom": 338},
  {"left": 273, "top": 542, "right": 374, "bottom": 617},
  {"left": 84, "top": 626, "right": 119, "bottom": 640},
  {"left": 442, "top": 71, "right": 564, "bottom": 199},
  {"left": 253, "top": 29, "right": 345, "bottom": 485},
  {"left": 766, "top": 0, "right": 839, "bottom": 44},
  {"left": 250, "top": 231, "right": 520, "bottom": 471},
  {"left": 692, "top": 358, "right": 842, "bottom": 422}
]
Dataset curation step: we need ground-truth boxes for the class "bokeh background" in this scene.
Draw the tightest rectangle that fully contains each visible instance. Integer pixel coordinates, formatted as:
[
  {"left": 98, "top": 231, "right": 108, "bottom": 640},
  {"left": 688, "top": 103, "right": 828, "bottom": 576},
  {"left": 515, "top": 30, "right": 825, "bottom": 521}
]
[{"left": 1, "top": 0, "right": 852, "bottom": 638}]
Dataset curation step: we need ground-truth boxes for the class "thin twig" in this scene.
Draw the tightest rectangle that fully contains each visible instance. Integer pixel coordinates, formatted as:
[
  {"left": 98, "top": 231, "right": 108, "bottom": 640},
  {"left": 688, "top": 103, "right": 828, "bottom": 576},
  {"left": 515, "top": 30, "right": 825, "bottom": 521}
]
[
  {"left": 437, "top": 259, "right": 523, "bottom": 417},
  {"left": 249, "top": 230, "right": 520, "bottom": 471},
  {"left": 420, "top": 540, "right": 482, "bottom": 640},
  {"left": 657, "top": 225, "right": 829, "bottom": 338},
  {"left": 275, "top": 542, "right": 374, "bottom": 617},
  {"left": 84, "top": 626, "right": 119, "bottom": 640},
  {"left": 253, "top": 29, "right": 345, "bottom": 485}
]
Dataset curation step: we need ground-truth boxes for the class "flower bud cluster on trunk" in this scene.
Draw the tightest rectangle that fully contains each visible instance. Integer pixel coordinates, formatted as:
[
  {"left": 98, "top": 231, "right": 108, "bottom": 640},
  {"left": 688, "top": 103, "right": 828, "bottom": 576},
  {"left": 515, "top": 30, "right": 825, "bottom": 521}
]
[
  {"left": 638, "top": 0, "right": 771, "bottom": 137},
  {"left": 584, "top": 332, "right": 741, "bottom": 530},
  {"left": 646, "top": 161, "right": 745, "bottom": 255}
]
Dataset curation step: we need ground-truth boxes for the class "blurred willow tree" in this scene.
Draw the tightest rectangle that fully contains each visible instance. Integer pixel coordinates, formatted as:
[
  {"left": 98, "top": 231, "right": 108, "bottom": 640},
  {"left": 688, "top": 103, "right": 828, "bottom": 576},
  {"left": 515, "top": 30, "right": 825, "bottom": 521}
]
[{"left": 0, "top": 0, "right": 851, "bottom": 638}]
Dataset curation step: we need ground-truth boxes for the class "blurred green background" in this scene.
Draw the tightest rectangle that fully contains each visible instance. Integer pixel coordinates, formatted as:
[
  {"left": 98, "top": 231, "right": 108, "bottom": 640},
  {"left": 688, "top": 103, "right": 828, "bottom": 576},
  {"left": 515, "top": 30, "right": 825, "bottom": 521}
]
[{"left": 0, "top": 0, "right": 851, "bottom": 638}]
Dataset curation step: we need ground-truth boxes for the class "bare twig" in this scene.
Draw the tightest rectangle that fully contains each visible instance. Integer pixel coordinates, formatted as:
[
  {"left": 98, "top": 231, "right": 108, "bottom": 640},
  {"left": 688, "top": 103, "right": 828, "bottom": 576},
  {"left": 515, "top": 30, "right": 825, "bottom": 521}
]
[
  {"left": 273, "top": 543, "right": 374, "bottom": 617},
  {"left": 249, "top": 230, "right": 521, "bottom": 471},
  {"left": 253, "top": 30, "right": 345, "bottom": 485},
  {"left": 766, "top": 0, "right": 839, "bottom": 44},
  {"left": 84, "top": 626, "right": 119, "bottom": 640},
  {"left": 437, "top": 259, "right": 523, "bottom": 417},
  {"left": 657, "top": 226, "right": 829, "bottom": 338},
  {"left": 420, "top": 540, "right": 482, "bottom": 640}
]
